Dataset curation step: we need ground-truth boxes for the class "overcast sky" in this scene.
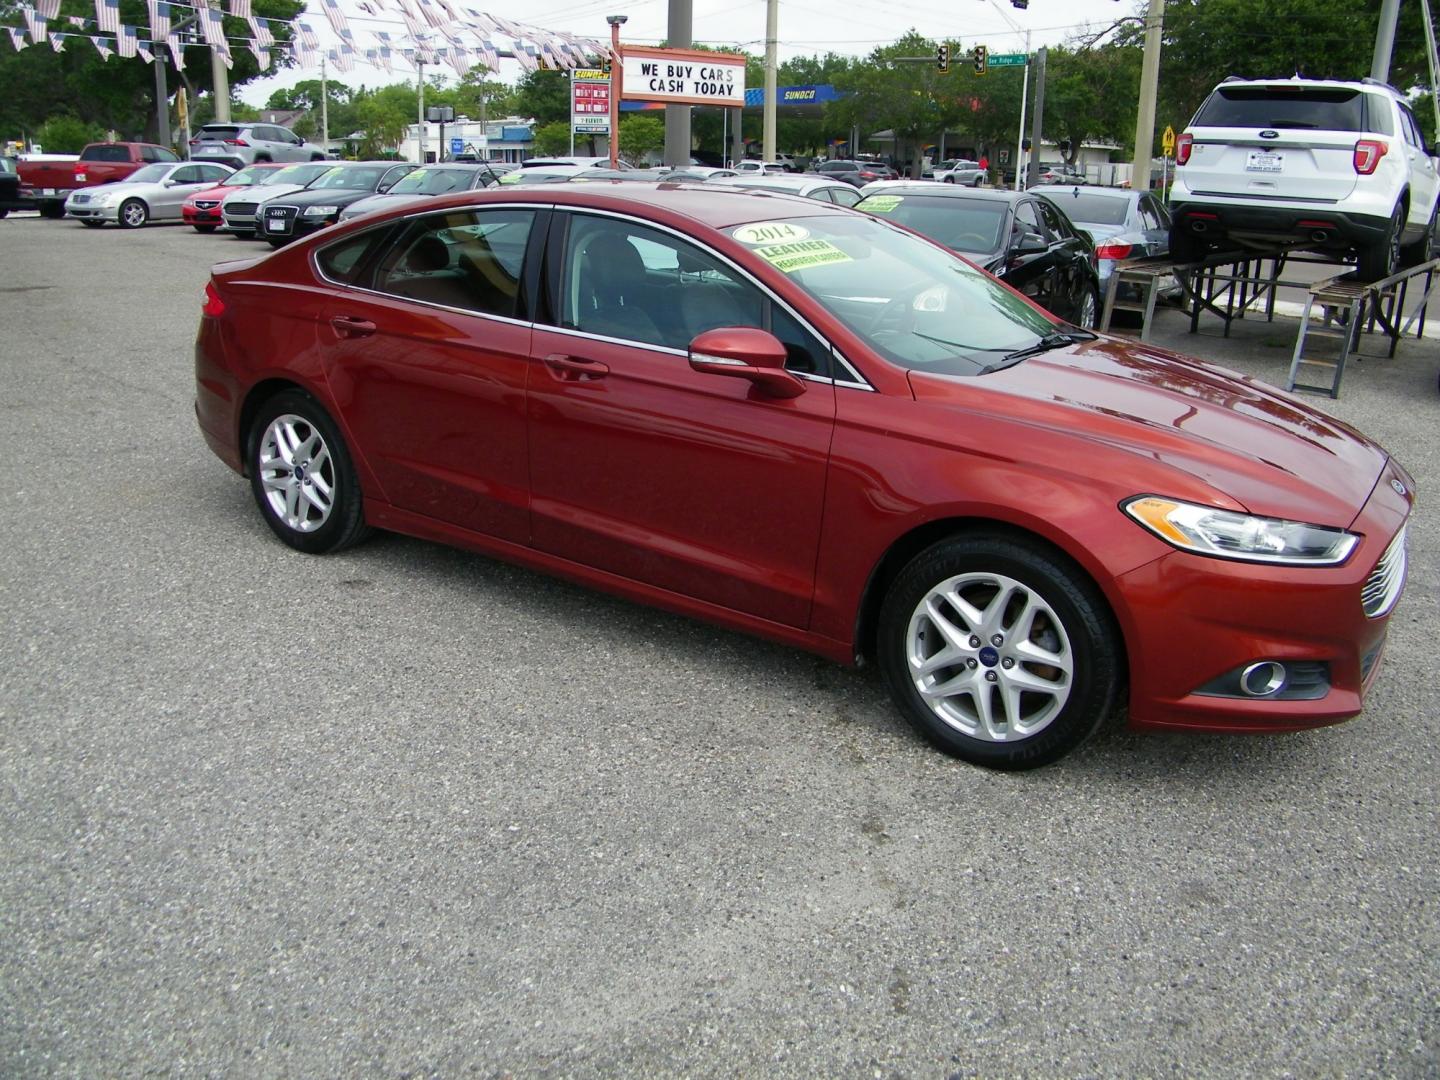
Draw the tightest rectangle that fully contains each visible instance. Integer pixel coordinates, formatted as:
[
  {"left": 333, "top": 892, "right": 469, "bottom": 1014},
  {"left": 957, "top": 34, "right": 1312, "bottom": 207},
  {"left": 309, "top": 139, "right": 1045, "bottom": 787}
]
[{"left": 240, "top": 0, "right": 1145, "bottom": 105}]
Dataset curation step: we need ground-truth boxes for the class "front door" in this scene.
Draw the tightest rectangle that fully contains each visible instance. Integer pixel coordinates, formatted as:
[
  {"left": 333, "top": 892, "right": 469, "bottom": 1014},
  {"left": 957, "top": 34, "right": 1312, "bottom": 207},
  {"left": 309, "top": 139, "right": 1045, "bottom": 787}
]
[{"left": 526, "top": 211, "right": 837, "bottom": 627}]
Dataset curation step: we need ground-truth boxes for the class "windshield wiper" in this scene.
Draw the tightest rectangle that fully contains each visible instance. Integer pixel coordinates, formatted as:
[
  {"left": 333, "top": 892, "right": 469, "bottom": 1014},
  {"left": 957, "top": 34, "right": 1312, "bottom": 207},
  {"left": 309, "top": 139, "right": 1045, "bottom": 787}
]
[{"left": 997, "top": 331, "right": 1091, "bottom": 366}]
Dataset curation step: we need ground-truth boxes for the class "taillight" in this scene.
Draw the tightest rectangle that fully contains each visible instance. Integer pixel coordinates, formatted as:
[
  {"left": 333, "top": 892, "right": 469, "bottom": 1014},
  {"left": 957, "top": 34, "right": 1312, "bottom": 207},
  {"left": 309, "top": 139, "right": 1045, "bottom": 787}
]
[
  {"left": 1094, "top": 242, "right": 1133, "bottom": 260},
  {"left": 224, "top": 138, "right": 249, "bottom": 147},
  {"left": 189, "top": 137, "right": 200, "bottom": 145},
  {"left": 1354, "top": 139, "right": 1388, "bottom": 174},
  {"left": 202, "top": 281, "right": 226, "bottom": 317},
  {"left": 1175, "top": 132, "right": 1193, "bottom": 166}
]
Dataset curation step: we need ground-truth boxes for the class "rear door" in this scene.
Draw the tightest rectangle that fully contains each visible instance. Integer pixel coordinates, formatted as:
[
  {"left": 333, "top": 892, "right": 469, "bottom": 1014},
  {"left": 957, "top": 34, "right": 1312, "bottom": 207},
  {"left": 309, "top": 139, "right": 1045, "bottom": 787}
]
[
  {"left": 1182, "top": 85, "right": 1367, "bottom": 203},
  {"left": 1137, "top": 194, "right": 1170, "bottom": 257}
]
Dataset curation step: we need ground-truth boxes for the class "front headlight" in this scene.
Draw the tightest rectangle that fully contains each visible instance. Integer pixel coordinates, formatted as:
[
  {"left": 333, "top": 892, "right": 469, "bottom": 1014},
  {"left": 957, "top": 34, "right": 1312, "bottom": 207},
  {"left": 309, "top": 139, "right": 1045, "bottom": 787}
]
[
  {"left": 1123, "top": 496, "right": 1358, "bottom": 566},
  {"left": 303, "top": 205, "right": 340, "bottom": 217}
]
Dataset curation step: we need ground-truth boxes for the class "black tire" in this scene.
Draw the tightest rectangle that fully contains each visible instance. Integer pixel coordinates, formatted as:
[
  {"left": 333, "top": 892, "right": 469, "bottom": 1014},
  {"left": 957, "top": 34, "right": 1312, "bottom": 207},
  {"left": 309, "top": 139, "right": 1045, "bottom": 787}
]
[
  {"left": 117, "top": 198, "right": 148, "bottom": 229},
  {"left": 79, "top": 219, "right": 104, "bottom": 228},
  {"left": 943, "top": 175, "right": 955, "bottom": 184},
  {"left": 0, "top": 208, "right": 8, "bottom": 218},
  {"left": 1357, "top": 204, "right": 1404, "bottom": 281},
  {"left": 254, "top": 155, "right": 271, "bottom": 164},
  {"left": 877, "top": 533, "right": 1122, "bottom": 770},
  {"left": 192, "top": 224, "right": 217, "bottom": 234},
  {"left": 247, "top": 390, "right": 372, "bottom": 554},
  {"left": 39, "top": 202, "right": 65, "bottom": 219},
  {"left": 1168, "top": 224, "right": 1206, "bottom": 264},
  {"left": 311, "top": 153, "right": 326, "bottom": 161},
  {"left": 1076, "top": 285, "right": 1100, "bottom": 330},
  {"left": 1401, "top": 204, "right": 1437, "bottom": 268}
]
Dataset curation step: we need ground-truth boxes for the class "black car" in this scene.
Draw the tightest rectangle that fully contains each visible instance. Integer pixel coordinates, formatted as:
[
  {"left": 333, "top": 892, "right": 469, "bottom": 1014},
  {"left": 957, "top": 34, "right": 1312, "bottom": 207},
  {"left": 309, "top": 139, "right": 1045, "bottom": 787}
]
[
  {"left": 855, "top": 184, "right": 1102, "bottom": 327},
  {"left": 0, "top": 157, "right": 23, "bottom": 217},
  {"left": 258, "top": 162, "right": 417, "bottom": 247}
]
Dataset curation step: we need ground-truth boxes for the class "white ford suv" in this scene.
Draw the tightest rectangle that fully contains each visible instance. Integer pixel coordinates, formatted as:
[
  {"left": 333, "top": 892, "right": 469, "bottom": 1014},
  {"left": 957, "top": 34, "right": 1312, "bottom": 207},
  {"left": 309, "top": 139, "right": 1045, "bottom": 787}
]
[{"left": 1169, "top": 77, "right": 1439, "bottom": 279}]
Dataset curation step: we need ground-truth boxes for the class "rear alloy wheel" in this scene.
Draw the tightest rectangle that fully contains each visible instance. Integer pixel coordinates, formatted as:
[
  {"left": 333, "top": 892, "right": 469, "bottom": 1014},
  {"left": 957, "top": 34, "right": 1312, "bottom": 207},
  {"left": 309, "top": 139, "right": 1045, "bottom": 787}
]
[
  {"left": 878, "top": 534, "right": 1122, "bottom": 769},
  {"left": 1358, "top": 204, "right": 1404, "bottom": 281},
  {"left": 248, "top": 390, "right": 371, "bottom": 554},
  {"left": 118, "top": 198, "right": 148, "bottom": 229},
  {"left": 1401, "top": 204, "right": 1438, "bottom": 268}
]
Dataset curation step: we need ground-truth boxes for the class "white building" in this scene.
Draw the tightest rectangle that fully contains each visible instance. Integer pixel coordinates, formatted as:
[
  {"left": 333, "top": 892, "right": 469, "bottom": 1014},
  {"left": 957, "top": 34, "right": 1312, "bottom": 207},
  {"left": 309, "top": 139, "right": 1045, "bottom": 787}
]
[{"left": 398, "top": 116, "right": 538, "bottom": 164}]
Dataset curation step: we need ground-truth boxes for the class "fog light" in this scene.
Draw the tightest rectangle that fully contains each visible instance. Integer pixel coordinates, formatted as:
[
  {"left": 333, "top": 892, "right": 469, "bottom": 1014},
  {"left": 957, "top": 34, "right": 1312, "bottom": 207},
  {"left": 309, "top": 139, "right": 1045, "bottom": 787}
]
[{"left": 1239, "top": 661, "right": 1287, "bottom": 697}]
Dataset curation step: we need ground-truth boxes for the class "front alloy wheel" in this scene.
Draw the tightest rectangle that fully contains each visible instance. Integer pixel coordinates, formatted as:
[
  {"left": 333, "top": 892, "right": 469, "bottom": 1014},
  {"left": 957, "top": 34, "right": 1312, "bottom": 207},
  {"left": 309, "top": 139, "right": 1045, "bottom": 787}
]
[
  {"left": 878, "top": 534, "right": 1122, "bottom": 769},
  {"left": 118, "top": 199, "right": 148, "bottom": 229}
]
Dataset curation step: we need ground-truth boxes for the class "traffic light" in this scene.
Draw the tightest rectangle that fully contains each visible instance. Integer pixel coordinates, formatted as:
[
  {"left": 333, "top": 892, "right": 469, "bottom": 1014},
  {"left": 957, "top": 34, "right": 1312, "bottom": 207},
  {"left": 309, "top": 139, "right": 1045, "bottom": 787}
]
[
  {"left": 936, "top": 43, "right": 950, "bottom": 73},
  {"left": 972, "top": 45, "right": 988, "bottom": 75}
]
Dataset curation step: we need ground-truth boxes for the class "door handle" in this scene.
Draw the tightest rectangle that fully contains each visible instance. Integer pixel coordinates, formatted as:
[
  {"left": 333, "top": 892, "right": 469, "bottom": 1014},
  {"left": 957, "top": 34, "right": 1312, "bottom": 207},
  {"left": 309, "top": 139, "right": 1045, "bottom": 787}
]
[
  {"left": 329, "top": 315, "right": 376, "bottom": 338},
  {"left": 544, "top": 353, "right": 609, "bottom": 380}
]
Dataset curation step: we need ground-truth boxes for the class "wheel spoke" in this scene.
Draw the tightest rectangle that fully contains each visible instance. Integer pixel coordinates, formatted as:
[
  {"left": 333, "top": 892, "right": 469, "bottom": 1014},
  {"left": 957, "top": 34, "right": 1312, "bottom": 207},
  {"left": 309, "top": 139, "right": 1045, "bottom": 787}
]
[
  {"left": 923, "top": 598, "right": 974, "bottom": 650},
  {"left": 937, "top": 588, "right": 986, "bottom": 635},
  {"left": 1006, "top": 663, "right": 1069, "bottom": 693},
  {"left": 914, "top": 642, "right": 965, "bottom": 678}
]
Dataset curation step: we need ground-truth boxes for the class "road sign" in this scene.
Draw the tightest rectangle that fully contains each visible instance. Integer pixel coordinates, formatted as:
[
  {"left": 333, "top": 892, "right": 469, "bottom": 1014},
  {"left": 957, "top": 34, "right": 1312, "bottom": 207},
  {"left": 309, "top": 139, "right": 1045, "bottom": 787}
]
[
  {"left": 572, "top": 68, "right": 612, "bottom": 135},
  {"left": 450, "top": 137, "right": 464, "bottom": 154},
  {"left": 987, "top": 53, "right": 1027, "bottom": 67},
  {"left": 1162, "top": 124, "right": 1176, "bottom": 156}
]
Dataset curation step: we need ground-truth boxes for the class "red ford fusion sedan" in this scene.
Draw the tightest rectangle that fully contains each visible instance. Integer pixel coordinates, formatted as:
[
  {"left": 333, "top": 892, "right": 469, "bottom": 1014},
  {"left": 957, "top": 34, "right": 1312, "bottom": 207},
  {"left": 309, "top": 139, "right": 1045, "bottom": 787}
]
[{"left": 194, "top": 183, "right": 1413, "bottom": 769}]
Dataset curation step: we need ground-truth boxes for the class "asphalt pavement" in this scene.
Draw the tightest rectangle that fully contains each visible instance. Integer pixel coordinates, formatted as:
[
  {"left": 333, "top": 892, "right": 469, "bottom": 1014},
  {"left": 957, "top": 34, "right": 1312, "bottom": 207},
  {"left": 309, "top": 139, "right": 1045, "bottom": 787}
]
[{"left": 1, "top": 212, "right": 1437, "bottom": 1078}]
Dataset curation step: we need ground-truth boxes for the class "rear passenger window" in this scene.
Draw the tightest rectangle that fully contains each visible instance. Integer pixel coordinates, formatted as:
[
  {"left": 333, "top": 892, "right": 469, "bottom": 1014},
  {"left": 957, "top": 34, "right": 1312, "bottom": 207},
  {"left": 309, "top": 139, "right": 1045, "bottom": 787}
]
[
  {"left": 1366, "top": 94, "right": 1395, "bottom": 136},
  {"left": 317, "top": 227, "right": 392, "bottom": 286},
  {"left": 372, "top": 210, "right": 534, "bottom": 318}
]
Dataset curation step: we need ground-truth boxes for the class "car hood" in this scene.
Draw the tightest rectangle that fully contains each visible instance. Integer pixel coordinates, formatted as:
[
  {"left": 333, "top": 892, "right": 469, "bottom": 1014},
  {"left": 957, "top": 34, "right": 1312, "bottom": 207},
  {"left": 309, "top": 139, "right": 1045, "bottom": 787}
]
[
  {"left": 908, "top": 336, "right": 1389, "bottom": 526},
  {"left": 266, "top": 186, "right": 377, "bottom": 208},
  {"left": 340, "top": 191, "right": 428, "bottom": 218},
  {"left": 226, "top": 182, "right": 304, "bottom": 204}
]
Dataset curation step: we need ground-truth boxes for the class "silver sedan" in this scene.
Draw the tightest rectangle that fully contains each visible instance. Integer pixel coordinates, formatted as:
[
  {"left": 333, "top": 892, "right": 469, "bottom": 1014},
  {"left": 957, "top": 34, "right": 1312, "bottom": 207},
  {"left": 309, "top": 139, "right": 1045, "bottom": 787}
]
[{"left": 65, "top": 161, "right": 234, "bottom": 228}]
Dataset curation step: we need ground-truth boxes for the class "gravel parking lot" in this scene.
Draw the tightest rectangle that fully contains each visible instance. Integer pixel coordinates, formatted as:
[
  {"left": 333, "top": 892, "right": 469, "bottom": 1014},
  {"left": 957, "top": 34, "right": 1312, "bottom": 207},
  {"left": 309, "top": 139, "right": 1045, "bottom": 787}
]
[{"left": 2, "top": 212, "right": 1437, "bottom": 1078}]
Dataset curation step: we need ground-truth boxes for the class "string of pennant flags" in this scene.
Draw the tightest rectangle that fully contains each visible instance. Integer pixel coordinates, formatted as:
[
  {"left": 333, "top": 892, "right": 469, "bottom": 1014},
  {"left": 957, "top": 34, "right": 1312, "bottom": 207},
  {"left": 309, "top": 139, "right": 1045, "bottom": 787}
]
[{"left": 3, "top": 0, "right": 612, "bottom": 78}]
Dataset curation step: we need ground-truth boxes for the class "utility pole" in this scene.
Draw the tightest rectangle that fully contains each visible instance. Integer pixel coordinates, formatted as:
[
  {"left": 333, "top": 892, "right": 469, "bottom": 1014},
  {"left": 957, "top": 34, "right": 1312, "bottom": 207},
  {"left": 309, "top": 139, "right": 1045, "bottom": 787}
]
[
  {"left": 1371, "top": 0, "right": 1402, "bottom": 82},
  {"left": 418, "top": 60, "right": 426, "bottom": 163},
  {"left": 762, "top": 0, "right": 778, "bottom": 162},
  {"left": 663, "top": 0, "right": 693, "bottom": 167},
  {"left": 607, "top": 15, "right": 626, "bottom": 169},
  {"left": 154, "top": 49, "right": 171, "bottom": 149},
  {"left": 1129, "top": 0, "right": 1164, "bottom": 194},
  {"left": 1015, "top": 29, "right": 1031, "bottom": 190},
  {"left": 321, "top": 55, "right": 329, "bottom": 153},
  {"left": 209, "top": 0, "right": 230, "bottom": 122},
  {"left": 1026, "top": 46, "right": 1046, "bottom": 190}
]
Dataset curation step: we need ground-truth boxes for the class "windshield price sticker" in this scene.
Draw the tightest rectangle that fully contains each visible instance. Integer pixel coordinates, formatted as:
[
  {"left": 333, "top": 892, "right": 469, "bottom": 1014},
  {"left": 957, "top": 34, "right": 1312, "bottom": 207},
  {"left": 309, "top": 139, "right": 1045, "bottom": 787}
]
[
  {"left": 862, "top": 195, "right": 903, "bottom": 213},
  {"left": 752, "top": 239, "right": 853, "bottom": 273},
  {"left": 733, "top": 221, "right": 810, "bottom": 245}
]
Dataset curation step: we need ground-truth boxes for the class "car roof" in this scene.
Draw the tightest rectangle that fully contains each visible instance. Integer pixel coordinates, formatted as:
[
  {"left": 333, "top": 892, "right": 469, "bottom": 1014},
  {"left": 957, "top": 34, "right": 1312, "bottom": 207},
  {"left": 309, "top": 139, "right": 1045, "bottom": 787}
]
[
  {"left": 859, "top": 183, "right": 1023, "bottom": 203},
  {"left": 419, "top": 181, "right": 854, "bottom": 229},
  {"left": 1216, "top": 75, "right": 1399, "bottom": 97},
  {"left": 1044, "top": 184, "right": 1133, "bottom": 200},
  {"left": 724, "top": 174, "right": 844, "bottom": 189}
]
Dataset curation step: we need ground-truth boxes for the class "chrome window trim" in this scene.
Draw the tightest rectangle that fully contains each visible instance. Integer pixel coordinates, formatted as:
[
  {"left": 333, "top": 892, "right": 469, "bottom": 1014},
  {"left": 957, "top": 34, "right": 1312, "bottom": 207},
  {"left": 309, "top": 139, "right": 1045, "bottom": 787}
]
[{"left": 556, "top": 205, "right": 874, "bottom": 391}]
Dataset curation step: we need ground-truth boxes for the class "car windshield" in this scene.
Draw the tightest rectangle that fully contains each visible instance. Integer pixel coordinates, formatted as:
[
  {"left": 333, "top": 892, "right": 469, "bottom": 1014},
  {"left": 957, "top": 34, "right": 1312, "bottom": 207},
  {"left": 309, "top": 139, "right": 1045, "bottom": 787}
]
[
  {"left": 1044, "top": 192, "right": 1130, "bottom": 226},
  {"left": 855, "top": 193, "right": 1007, "bottom": 256},
  {"left": 307, "top": 166, "right": 389, "bottom": 190},
  {"left": 228, "top": 165, "right": 273, "bottom": 186},
  {"left": 271, "top": 162, "right": 333, "bottom": 185},
  {"left": 388, "top": 168, "right": 473, "bottom": 194},
  {"left": 127, "top": 164, "right": 172, "bottom": 183},
  {"left": 730, "top": 213, "right": 1063, "bottom": 375}
]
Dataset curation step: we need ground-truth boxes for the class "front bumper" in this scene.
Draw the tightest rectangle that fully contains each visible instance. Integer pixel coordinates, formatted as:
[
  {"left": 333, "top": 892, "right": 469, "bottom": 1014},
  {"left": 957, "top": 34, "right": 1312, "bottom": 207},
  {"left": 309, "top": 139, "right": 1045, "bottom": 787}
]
[
  {"left": 185, "top": 204, "right": 223, "bottom": 225},
  {"left": 64, "top": 199, "right": 118, "bottom": 222},
  {"left": 1118, "top": 457, "right": 1414, "bottom": 734}
]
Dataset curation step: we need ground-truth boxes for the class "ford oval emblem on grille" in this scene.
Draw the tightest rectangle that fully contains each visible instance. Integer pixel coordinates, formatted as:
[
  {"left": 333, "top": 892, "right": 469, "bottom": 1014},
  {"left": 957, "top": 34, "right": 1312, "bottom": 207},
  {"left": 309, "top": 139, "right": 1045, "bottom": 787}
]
[
  {"left": 1390, "top": 478, "right": 1407, "bottom": 496},
  {"left": 1259, "top": 130, "right": 1279, "bottom": 139}
]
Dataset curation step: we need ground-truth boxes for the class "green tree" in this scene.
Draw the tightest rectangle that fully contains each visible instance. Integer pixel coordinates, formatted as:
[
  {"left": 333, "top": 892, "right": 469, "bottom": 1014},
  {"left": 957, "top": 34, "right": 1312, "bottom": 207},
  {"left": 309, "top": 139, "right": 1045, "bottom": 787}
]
[
  {"left": 1042, "top": 43, "right": 1144, "bottom": 163},
  {"left": 512, "top": 68, "right": 570, "bottom": 125},
  {"left": 531, "top": 119, "right": 570, "bottom": 156},
  {"left": 618, "top": 113, "right": 664, "bottom": 165},
  {"left": 267, "top": 79, "right": 352, "bottom": 114},
  {"left": 353, "top": 93, "right": 407, "bottom": 156},
  {"left": 34, "top": 114, "right": 104, "bottom": 151}
]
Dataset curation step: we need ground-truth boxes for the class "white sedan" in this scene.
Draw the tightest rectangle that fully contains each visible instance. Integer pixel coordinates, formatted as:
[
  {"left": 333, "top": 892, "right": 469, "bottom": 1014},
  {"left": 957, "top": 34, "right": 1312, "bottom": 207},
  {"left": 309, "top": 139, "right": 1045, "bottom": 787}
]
[{"left": 65, "top": 161, "right": 234, "bottom": 228}]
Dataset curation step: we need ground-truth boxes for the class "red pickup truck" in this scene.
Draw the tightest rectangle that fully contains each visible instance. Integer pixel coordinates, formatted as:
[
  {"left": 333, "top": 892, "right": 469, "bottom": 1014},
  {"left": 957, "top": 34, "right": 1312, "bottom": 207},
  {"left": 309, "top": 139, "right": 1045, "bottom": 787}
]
[{"left": 19, "top": 142, "right": 180, "bottom": 218}]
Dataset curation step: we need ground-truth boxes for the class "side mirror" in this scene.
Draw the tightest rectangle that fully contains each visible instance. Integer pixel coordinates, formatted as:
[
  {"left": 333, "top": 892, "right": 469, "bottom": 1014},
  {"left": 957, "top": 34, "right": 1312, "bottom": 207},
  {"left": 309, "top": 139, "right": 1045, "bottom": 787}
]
[
  {"left": 688, "top": 327, "right": 805, "bottom": 399},
  {"left": 1013, "top": 230, "right": 1048, "bottom": 256}
]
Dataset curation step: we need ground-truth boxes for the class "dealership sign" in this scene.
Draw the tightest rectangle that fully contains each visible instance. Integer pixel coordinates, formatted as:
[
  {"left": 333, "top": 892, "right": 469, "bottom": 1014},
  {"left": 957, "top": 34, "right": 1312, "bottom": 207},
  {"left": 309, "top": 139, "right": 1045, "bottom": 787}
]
[
  {"left": 621, "top": 46, "right": 746, "bottom": 108},
  {"left": 572, "top": 68, "right": 611, "bottom": 134}
]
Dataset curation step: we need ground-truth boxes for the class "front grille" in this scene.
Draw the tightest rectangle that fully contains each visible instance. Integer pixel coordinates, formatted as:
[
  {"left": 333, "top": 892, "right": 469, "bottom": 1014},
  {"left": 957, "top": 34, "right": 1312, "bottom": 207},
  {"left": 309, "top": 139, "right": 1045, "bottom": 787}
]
[
  {"left": 227, "top": 201, "right": 258, "bottom": 217},
  {"left": 72, "top": 192, "right": 90, "bottom": 204},
  {"left": 1362, "top": 526, "right": 1407, "bottom": 618},
  {"left": 262, "top": 204, "right": 298, "bottom": 235},
  {"left": 194, "top": 199, "right": 219, "bottom": 209}
]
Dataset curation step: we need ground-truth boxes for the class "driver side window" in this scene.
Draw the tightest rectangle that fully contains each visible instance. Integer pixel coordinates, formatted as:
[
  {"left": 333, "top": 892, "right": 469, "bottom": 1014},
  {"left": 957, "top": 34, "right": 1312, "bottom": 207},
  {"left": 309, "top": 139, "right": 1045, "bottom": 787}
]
[{"left": 1013, "top": 201, "right": 1045, "bottom": 240}]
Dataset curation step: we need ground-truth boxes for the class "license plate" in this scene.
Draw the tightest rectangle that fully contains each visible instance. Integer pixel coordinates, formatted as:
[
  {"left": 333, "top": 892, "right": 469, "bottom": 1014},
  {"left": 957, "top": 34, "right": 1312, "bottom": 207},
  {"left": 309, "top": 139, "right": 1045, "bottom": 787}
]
[
  {"left": 1246, "top": 151, "right": 1284, "bottom": 173},
  {"left": 266, "top": 216, "right": 288, "bottom": 233}
]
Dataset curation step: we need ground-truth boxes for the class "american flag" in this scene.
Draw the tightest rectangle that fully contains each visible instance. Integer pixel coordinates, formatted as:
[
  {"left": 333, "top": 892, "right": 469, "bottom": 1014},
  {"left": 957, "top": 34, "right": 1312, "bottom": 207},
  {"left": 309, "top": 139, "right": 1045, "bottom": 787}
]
[
  {"left": 49, "top": 30, "right": 65, "bottom": 50},
  {"left": 35, "top": 0, "right": 59, "bottom": 19},
  {"left": 137, "top": 40, "right": 152, "bottom": 61},
  {"left": 199, "top": 4, "right": 224, "bottom": 48},
  {"left": 23, "top": 9, "right": 48, "bottom": 43},
  {"left": 446, "top": 44, "right": 468, "bottom": 76},
  {"left": 147, "top": 0, "right": 170, "bottom": 42},
  {"left": 249, "top": 42, "right": 269, "bottom": 67},
  {"left": 247, "top": 15, "right": 272, "bottom": 47},
  {"left": 117, "top": 24, "right": 137, "bottom": 56},
  {"left": 93, "top": 0, "right": 120, "bottom": 34},
  {"left": 7, "top": 26, "right": 29, "bottom": 49},
  {"left": 90, "top": 33, "right": 113, "bottom": 58},
  {"left": 167, "top": 32, "right": 184, "bottom": 66},
  {"left": 297, "top": 22, "right": 319, "bottom": 49},
  {"left": 320, "top": 0, "right": 351, "bottom": 41},
  {"left": 227, "top": 0, "right": 250, "bottom": 16}
]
